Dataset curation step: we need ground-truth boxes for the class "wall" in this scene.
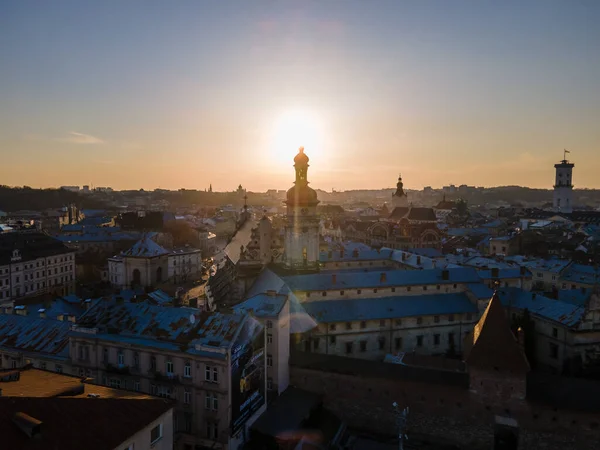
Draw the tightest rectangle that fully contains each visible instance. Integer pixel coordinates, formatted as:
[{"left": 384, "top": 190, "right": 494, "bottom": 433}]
[
  {"left": 289, "top": 354, "right": 600, "bottom": 450},
  {"left": 303, "top": 313, "right": 477, "bottom": 360},
  {"left": 115, "top": 408, "right": 174, "bottom": 450}
]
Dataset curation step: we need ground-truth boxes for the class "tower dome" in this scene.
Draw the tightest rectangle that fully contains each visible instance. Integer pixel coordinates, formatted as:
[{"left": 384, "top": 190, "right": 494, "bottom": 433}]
[{"left": 286, "top": 147, "right": 319, "bottom": 207}]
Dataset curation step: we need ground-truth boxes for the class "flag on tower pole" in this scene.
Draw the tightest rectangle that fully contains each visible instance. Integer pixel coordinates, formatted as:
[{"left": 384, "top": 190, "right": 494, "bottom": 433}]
[{"left": 565, "top": 149, "right": 570, "bottom": 153}]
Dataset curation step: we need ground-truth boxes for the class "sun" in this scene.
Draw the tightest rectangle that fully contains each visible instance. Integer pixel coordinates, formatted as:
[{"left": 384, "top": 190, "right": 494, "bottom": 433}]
[{"left": 268, "top": 110, "right": 324, "bottom": 165}]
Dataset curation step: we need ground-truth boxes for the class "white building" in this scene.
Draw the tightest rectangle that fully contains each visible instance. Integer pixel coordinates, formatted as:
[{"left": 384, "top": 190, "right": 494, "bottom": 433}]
[
  {"left": 0, "top": 233, "right": 76, "bottom": 304},
  {"left": 108, "top": 235, "right": 201, "bottom": 289},
  {"left": 553, "top": 153, "right": 574, "bottom": 213}
]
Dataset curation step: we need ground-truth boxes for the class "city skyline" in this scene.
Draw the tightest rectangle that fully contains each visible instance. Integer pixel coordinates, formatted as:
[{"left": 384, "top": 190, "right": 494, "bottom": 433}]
[{"left": 2, "top": 1, "right": 600, "bottom": 191}]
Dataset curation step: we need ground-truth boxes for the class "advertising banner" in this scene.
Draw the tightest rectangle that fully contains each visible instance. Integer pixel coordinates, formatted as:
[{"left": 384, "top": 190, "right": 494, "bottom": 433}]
[{"left": 230, "top": 316, "right": 265, "bottom": 434}]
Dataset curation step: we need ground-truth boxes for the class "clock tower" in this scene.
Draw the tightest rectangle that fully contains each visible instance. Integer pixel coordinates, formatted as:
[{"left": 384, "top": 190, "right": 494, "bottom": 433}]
[{"left": 283, "top": 147, "right": 320, "bottom": 270}]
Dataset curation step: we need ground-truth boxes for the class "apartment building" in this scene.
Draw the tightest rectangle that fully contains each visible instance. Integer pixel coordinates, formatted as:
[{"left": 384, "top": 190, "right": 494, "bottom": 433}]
[
  {"left": 0, "top": 232, "right": 76, "bottom": 303},
  {"left": 70, "top": 299, "right": 266, "bottom": 450}
]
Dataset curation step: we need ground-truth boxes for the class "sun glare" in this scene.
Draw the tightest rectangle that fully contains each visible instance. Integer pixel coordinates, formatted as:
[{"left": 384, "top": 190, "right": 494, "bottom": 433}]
[{"left": 268, "top": 110, "right": 324, "bottom": 166}]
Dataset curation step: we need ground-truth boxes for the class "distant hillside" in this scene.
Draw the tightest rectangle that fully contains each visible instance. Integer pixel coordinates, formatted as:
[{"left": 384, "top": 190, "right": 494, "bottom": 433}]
[{"left": 0, "top": 186, "right": 110, "bottom": 212}]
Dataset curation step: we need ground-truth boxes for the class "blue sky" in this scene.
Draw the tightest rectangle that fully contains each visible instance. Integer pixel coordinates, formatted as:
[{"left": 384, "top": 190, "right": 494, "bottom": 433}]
[{"left": 1, "top": 0, "right": 599, "bottom": 191}]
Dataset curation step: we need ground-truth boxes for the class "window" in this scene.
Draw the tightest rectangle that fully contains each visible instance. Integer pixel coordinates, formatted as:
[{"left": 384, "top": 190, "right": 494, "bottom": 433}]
[
  {"left": 133, "top": 352, "right": 139, "bottom": 369},
  {"left": 395, "top": 319, "right": 402, "bottom": 326},
  {"left": 330, "top": 324, "right": 336, "bottom": 331},
  {"left": 184, "top": 389, "right": 191, "bottom": 404},
  {"left": 267, "top": 354, "right": 273, "bottom": 367},
  {"left": 379, "top": 319, "right": 385, "bottom": 327},
  {"left": 434, "top": 315, "right": 440, "bottom": 323},
  {"left": 103, "top": 348, "right": 108, "bottom": 363},
  {"left": 150, "top": 424, "right": 163, "bottom": 444},
  {"left": 306, "top": 292, "right": 311, "bottom": 297},
  {"left": 267, "top": 333, "right": 273, "bottom": 344},
  {"left": 416, "top": 317, "right": 422, "bottom": 325},
  {"left": 313, "top": 338, "right": 319, "bottom": 350},
  {"left": 360, "top": 321, "right": 366, "bottom": 329},
  {"left": 466, "top": 313, "right": 473, "bottom": 321},
  {"left": 150, "top": 356, "right": 156, "bottom": 371},
  {"left": 117, "top": 349, "right": 124, "bottom": 366},
  {"left": 416, "top": 336, "right": 423, "bottom": 347},
  {"left": 357, "top": 289, "right": 362, "bottom": 294},
  {"left": 423, "top": 286, "right": 427, "bottom": 291},
  {"left": 340, "top": 290, "right": 345, "bottom": 295},
  {"left": 391, "top": 287, "right": 396, "bottom": 293},
  {"left": 134, "top": 381, "right": 140, "bottom": 392},
  {"left": 40, "top": 362, "right": 46, "bottom": 370},
  {"left": 453, "top": 284, "right": 457, "bottom": 288},
  {"left": 205, "top": 393, "right": 218, "bottom": 410},
  {"left": 345, "top": 342, "right": 353, "bottom": 354},
  {"left": 395, "top": 337, "right": 402, "bottom": 350},
  {"left": 184, "top": 361, "right": 191, "bottom": 378},
  {"left": 266, "top": 320, "right": 273, "bottom": 329},
  {"left": 407, "top": 286, "right": 411, "bottom": 292},
  {"left": 330, "top": 335, "right": 336, "bottom": 345},
  {"left": 360, "top": 340, "right": 367, "bottom": 352},
  {"left": 322, "top": 291, "right": 327, "bottom": 297},
  {"left": 549, "top": 343, "right": 559, "bottom": 359},
  {"left": 552, "top": 328, "right": 558, "bottom": 338},
  {"left": 378, "top": 337, "right": 386, "bottom": 350},
  {"left": 166, "top": 360, "right": 174, "bottom": 374},
  {"left": 437, "top": 285, "right": 441, "bottom": 290},
  {"left": 267, "top": 377, "right": 273, "bottom": 390},
  {"left": 206, "top": 421, "right": 218, "bottom": 440},
  {"left": 345, "top": 322, "right": 352, "bottom": 330},
  {"left": 110, "top": 378, "right": 121, "bottom": 388},
  {"left": 373, "top": 288, "right": 378, "bottom": 293},
  {"left": 434, "top": 334, "right": 440, "bottom": 345},
  {"left": 448, "top": 314, "right": 454, "bottom": 322}
]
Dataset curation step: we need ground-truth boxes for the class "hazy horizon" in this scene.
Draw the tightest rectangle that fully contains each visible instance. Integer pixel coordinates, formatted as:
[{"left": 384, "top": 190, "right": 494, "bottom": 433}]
[{"left": 2, "top": 1, "right": 600, "bottom": 191}]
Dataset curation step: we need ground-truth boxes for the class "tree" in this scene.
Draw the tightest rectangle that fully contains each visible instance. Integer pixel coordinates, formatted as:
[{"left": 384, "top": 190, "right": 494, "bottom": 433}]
[{"left": 163, "top": 220, "right": 198, "bottom": 247}]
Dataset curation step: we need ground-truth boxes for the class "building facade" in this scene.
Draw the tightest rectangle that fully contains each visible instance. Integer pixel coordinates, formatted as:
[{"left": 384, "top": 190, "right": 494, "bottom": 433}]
[{"left": 0, "top": 232, "right": 76, "bottom": 304}]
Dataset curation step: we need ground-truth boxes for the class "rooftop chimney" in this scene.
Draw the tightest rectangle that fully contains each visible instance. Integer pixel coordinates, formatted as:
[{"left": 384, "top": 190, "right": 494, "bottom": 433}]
[
  {"left": 38, "top": 309, "right": 46, "bottom": 319},
  {"left": 340, "top": 249, "right": 344, "bottom": 258},
  {"left": 12, "top": 412, "right": 42, "bottom": 438},
  {"left": 15, "top": 306, "right": 27, "bottom": 317},
  {"left": 352, "top": 249, "right": 359, "bottom": 258},
  {"left": 416, "top": 256, "right": 421, "bottom": 265},
  {"left": 442, "top": 269, "right": 450, "bottom": 281},
  {"left": 491, "top": 267, "right": 499, "bottom": 278},
  {"left": 520, "top": 266, "right": 527, "bottom": 276},
  {"left": 332, "top": 274, "right": 337, "bottom": 284},
  {"left": 380, "top": 272, "right": 387, "bottom": 283}
]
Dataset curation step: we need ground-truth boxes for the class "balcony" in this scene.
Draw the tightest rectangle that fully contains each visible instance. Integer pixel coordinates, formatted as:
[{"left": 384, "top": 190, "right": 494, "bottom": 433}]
[
  {"left": 152, "top": 371, "right": 180, "bottom": 384},
  {"left": 104, "top": 363, "right": 131, "bottom": 375}
]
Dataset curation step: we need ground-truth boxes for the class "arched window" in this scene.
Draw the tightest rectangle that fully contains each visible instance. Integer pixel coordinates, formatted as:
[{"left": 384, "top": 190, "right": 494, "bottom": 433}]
[
  {"left": 132, "top": 269, "right": 141, "bottom": 286},
  {"left": 156, "top": 267, "right": 163, "bottom": 283}
]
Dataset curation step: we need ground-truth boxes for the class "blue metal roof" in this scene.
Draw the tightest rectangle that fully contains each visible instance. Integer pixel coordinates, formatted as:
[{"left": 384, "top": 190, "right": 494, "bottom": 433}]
[
  {"left": 302, "top": 292, "right": 478, "bottom": 323},
  {"left": 234, "top": 293, "right": 288, "bottom": 317},
  {"left": 482, "top": 219, "right": 504, "bottom": 228},
  {"left": 0, "top": 314, "right": 71, "bottom": 358},
  {"left": 560, "top": 264, "right": 600, "bottom": 285},
  {"left": 446, "top": 228, "right": 488, "bottom": 237},
  {"left": 407, "top": 248, "right": 443, "bottom": 258},
  {"left": 496, "top": 288, "right": 585, "bottom": 327},
  {"left": 557, "top": 289, "right": 591, "bottom": 307},
  {"left": 147, "top": 289, "right": 173, "bottom": 305},
  {"left": 122, "top": 236, "right": 169, "bottom": 257},
  {"left": 282, "top": 267, "right": 481, "bottom": 292},
  {"left": 521, "top": 258, "right": 571, "bottom": 274},
  {"left": 467, "top": 283, "right": 494, "bottom": 299},
  {"left": 319, "top": 248, "right": 394, "bottom": 262},
  {"left": 19, "top": 298, "right": 84, "bottom": 321},
  {"left": 76, "top": 300, "right": 246, "bottom": 351}
]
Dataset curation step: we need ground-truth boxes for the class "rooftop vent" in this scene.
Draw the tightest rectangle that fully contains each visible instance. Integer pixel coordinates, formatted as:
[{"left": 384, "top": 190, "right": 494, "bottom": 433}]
[{"left": 12, "top": 412, "right": 42, "bottom": 438}]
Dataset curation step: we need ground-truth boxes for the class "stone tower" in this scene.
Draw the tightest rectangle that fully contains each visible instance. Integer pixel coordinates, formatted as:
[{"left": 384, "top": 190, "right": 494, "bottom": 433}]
[
  {"left": 553, "top": 151, "right": 574, "bottom": 213},
  {"left": 283, "top": 147, "right": 320, "bottom": 270},
  {"left": 392, "top": 174, "right": 409, "bottom": 208}
]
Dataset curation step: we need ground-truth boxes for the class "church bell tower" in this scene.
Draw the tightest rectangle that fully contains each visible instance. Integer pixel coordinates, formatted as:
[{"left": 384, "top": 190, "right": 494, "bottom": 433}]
[
  {"left": 283, "top": 147, "right": 320, "bottom": 270},
  {"left": 553, "top": 150, "right": 574, "bottom": 213}
]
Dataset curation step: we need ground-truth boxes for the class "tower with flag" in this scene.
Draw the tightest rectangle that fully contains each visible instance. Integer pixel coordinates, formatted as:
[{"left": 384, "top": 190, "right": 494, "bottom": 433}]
[{"left": 553, "top": 149, "right": 574, "bottom": 213}]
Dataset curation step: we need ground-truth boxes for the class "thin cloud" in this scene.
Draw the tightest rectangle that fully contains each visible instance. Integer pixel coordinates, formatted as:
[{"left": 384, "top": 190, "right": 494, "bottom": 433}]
[{"left": 61, "top": 132, "right": 104, "bottom": 145}]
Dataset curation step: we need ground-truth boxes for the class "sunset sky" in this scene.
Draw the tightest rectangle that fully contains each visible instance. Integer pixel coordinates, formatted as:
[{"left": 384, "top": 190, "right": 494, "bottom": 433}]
[{"left": 1, "top": 1, "right": 599, "bottom": 192}]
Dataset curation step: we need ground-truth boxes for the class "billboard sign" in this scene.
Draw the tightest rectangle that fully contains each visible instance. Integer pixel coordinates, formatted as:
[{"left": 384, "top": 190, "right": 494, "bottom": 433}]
[{"left": 230, "top": 316, "right": 265, "bottom": 435}]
